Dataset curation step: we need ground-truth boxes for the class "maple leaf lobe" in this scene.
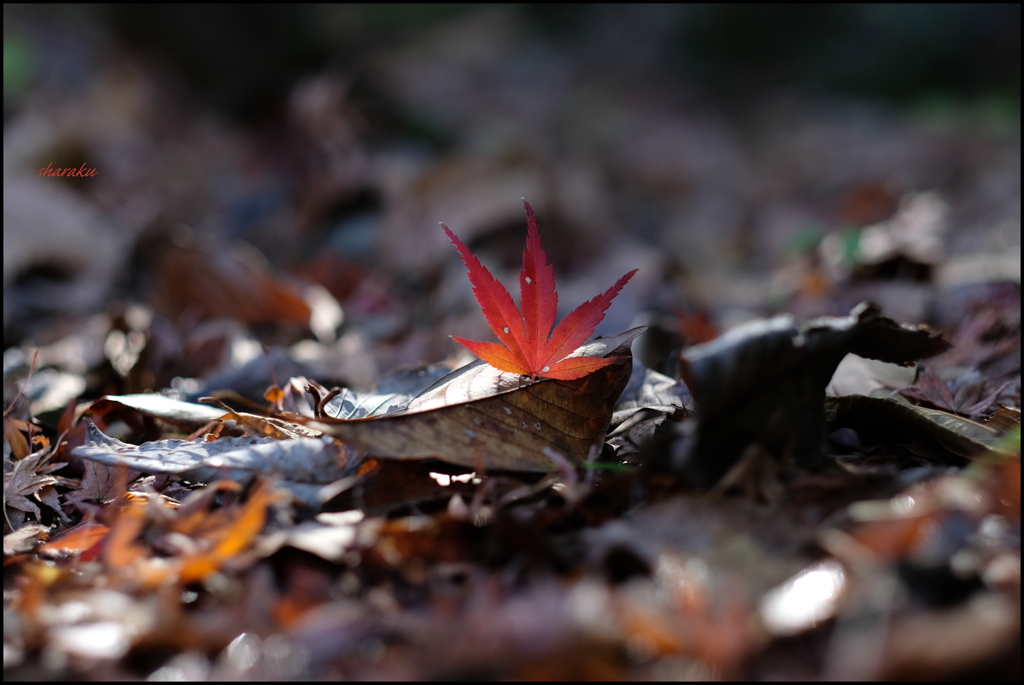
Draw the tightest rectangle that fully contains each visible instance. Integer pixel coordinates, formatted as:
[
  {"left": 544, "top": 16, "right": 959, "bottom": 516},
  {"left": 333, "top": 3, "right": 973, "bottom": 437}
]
[{"left": 446, "top": 201, "right": 636, "bottom": 380}]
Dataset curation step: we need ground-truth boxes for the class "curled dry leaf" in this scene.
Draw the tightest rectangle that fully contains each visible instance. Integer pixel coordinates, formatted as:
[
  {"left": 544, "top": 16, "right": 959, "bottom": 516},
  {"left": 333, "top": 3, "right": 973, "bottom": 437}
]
[
  {"left": 676, "top": 302, "right": 951, "bottom": 487},
  {"left": 73, "top": 421, "right": 357, "bottom": 506}
]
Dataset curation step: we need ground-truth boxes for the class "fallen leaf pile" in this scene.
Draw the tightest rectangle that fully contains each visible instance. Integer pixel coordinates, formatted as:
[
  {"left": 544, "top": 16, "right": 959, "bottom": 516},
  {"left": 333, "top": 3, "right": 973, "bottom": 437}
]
[{"left": 6, "top": 223, "right": 1017, "bottom": 677}]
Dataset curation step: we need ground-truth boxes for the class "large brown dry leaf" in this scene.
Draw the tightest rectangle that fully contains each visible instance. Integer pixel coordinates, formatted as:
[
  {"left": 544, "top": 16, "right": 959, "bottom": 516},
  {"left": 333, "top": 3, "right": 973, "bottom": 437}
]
[{"left": 316, "top": 330, "right": 642, "bottom": 471}]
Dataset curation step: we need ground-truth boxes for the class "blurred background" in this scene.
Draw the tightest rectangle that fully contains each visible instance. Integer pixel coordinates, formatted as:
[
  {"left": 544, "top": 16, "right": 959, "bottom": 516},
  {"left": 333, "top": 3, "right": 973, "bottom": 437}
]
[{"left": 4, "top": 3, "right": 1020, "bottom": 399}]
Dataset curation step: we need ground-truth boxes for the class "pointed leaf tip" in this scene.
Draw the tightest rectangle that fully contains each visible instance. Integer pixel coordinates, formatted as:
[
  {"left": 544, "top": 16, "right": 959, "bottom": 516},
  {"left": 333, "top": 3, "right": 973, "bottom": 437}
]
[
  {"left": 542, "top": 268, "right": 637, "bottom": 365},
  {"left": 443, "top": 223, "right": 529, "bottom": 365}
]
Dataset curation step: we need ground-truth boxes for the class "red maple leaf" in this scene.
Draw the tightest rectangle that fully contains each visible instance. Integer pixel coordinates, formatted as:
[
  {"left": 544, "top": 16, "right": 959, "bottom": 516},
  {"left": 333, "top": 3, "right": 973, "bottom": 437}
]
[{"left": 443, "top": 201, "right": 636, "bottom": 380}]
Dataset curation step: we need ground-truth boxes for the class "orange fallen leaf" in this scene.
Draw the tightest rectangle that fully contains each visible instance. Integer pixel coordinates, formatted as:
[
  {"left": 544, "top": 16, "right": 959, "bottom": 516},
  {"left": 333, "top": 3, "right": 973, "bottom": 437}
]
[{"left": 39, "top": 521, "right": 110, "bottom": 559}]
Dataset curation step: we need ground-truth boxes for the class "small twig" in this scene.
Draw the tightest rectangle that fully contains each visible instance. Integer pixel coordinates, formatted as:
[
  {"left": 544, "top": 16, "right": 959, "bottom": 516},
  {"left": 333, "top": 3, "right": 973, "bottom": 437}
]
[
  {"left": 469, "top": 475, "right": 495, "bottom": 525},
  {"left": 263, "top": 345, "right": 280, "bottom": 393},
  {"left": 4, "top": 350, "right": 39, "bottom": 418},
  {"left": 320, "top": 387, "right": 343, "bottom": 418},
  {"left": 305, "top": 380, "right": 326, "bottom": 418},
  {"left": 186, "top": 420, "right": 220, "bottom": 441},
  {"left": 543, "top": 447, "right": 579, "bottom": 505},
  {"left": 583, "top": 443, "right": 601, "bottom": 489}
]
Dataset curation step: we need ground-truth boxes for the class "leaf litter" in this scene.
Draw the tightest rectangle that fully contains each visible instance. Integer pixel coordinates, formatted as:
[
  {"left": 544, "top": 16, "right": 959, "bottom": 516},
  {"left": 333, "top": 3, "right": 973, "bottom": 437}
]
[{"left": 5, "top": 238, "right": 1019, "bottom": 681}]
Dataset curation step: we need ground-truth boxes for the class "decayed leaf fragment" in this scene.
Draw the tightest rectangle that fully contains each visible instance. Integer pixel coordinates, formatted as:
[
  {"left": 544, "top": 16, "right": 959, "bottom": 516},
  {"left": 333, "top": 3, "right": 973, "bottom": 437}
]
[
  {"left": 316, "top": 329, "right": 642, "bottom": 471},
  {"left": 444, "top": 200, "right": 637, "bottom": 380}
]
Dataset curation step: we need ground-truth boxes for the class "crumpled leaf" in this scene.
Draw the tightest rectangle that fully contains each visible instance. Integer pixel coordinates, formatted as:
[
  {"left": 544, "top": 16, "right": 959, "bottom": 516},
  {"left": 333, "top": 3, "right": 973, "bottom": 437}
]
[
  {"left": 606, "top": 363, "right": 692, "bottom": 460},
  {"left": 612, "top": 363, "right": 694, "bottom": 420},
  {"left": 675, "top": 302, "right": 950, "bottom": 487},
  {"left": 73, "top": 421, "right": 356, "bottom": 506},
  {"left": 316, "top": 329, "right": 642, "bottom": 471},
  {"left": 305, "top": 363, "right": 455, "bottom": 420},
  {"left": 34, "top": 484, "right": 67, "bottom": 524}
]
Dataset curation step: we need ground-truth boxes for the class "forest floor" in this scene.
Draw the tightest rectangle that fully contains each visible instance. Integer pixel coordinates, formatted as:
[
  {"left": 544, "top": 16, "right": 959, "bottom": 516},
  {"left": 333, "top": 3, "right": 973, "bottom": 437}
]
[{"left": 4, "top": 6, "right": 1020, "bottom": 680}]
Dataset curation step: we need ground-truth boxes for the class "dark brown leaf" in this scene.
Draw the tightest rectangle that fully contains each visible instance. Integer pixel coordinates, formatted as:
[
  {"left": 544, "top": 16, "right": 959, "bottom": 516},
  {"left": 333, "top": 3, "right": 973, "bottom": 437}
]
[{"left": 676, "top": 303, "right": 950, "bottom": 487}]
